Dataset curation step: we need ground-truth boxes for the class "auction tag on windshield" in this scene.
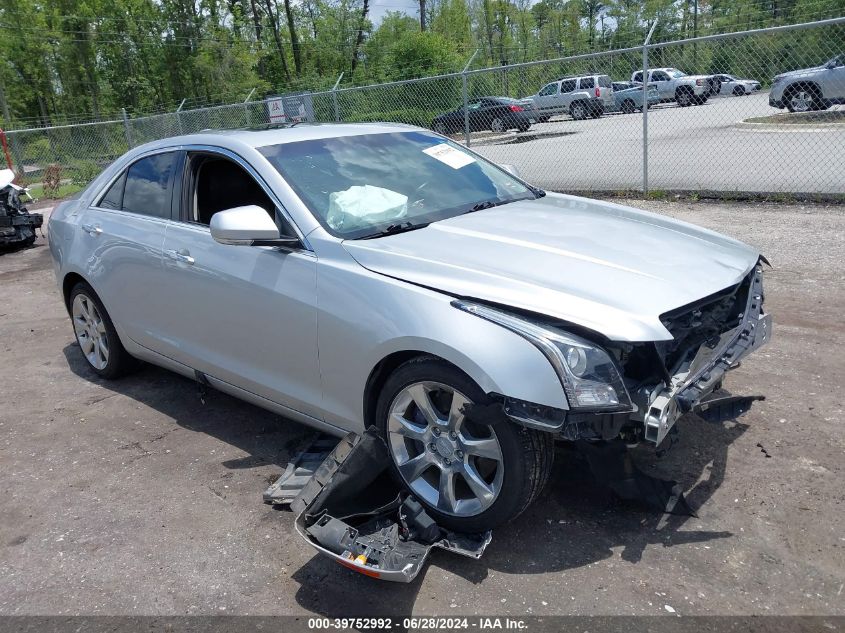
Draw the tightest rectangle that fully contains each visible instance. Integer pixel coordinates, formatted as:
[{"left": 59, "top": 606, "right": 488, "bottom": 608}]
[{"left": 423, "top": 143, "right": 475, "bottom": 169}]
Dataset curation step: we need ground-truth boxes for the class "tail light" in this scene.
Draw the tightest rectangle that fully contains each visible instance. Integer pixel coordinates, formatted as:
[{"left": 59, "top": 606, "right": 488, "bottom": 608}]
[
  {"left": 508, "top": 104, "right": 524, "bottom": 112},
  {"left": 595, "top": 87, "right": 601, "bottom": 98}
]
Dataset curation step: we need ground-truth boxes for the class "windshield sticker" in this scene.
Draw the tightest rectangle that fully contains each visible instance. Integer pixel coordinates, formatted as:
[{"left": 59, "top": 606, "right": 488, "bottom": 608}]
[{"left": 422, "top": 143, "right": 475, "bottom": 169}]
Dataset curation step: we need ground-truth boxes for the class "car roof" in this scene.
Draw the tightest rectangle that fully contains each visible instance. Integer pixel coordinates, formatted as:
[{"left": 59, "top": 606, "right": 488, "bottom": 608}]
[{"left": 122, "top": 122, "right": 422, "bottom": 155}]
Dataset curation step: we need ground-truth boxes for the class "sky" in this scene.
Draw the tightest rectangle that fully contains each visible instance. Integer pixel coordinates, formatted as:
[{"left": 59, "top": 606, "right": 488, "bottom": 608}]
[{"left": 370, "top": 0, "right": 421, "bottom": 24}]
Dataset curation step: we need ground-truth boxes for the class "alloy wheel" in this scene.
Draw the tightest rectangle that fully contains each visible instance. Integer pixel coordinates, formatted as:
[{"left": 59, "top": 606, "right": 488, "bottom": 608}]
[
  {"left": 490, "top": 118, "right": 504, "bottom": 133},
  {"left": 387, "top": 381, "right": 504, "bottom": 517},
  {"left": 72, "top": 293, "right": 109, "bottom": 370},
  {"left": 789, "top": 90, "right": 813, "bottom": 112}
]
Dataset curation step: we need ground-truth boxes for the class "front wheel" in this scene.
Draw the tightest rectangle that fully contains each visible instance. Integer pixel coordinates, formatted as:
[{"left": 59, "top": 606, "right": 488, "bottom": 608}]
[
  {"left": 620, "top": 99, "right": 636, "bottom": 114},
  {"left": 570, "top": 101, "right": 587, "bottom": 120},
  {"left": 676, "top": 88, "right": 694, "bottom": 107},
  {"left": 376, "top": 357, "right": 554, "bottom": 532},
  {"left": 69, "top": 282, "right": 138, "bottom": 379},
  {"left": 490, "top": 117, "right": 505, "bottom": 133}
]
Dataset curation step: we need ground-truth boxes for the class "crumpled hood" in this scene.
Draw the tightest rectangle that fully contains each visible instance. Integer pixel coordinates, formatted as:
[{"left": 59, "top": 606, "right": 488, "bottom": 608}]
[{"left": 343, "top": 193, "right": 760, "bottom": 342}]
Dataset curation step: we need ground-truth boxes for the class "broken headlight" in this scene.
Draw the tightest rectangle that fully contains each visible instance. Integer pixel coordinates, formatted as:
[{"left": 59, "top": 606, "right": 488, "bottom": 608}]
[{"left": 453, "top": 301, "right": 632, "bottom": 412}]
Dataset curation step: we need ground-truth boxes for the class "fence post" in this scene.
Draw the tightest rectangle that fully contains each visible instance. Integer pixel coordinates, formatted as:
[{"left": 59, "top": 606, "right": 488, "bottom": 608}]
[
  {"left": 332, "top": 73, "right": 344, "bottom": 122},
  {"left": 642, "top": 19, "right": 658, "bottom": 196},
  {"left": 462, "top": 50, "right": 478, "bottom": 147},
  {"left": 121, "top": 108, "right": 133, "bottom": 149},
  {"left": 243, "top": 88, "right": 256, "bottom": 127},
  {"left": 174, "top": 99, "right": 186, "bottom": 135}
]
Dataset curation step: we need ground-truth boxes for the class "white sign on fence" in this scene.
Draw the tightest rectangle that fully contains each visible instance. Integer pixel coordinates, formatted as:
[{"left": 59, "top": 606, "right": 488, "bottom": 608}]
[{"left": 267, "top": 97, "right": 287, "bottom": 124}]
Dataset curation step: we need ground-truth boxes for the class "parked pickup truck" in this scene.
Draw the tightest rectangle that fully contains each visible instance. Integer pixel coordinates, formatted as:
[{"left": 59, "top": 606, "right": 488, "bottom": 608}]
[
  {"left": 631, "top": 68, "right": 713, "bottom": 106},
  {"left": 608, "top": 82, "right": 660, "bottom": 113}
]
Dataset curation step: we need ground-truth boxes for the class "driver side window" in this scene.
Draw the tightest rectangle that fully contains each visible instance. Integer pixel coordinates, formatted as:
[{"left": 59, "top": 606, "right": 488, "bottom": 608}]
[
  {"left": 538, "top": 83, "right": 557, "bottom": 97},
  {"left": 652, "top": 71, "right": 670, "bottom": 82},
  {"left": 184, "top": 153, "right": 276, "bottom": 226}
]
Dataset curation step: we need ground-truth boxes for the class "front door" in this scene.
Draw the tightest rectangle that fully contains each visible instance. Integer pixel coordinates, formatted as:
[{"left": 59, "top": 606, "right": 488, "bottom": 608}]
[{"left": 156, "top": 151, "right": 322, "bottom": 419}]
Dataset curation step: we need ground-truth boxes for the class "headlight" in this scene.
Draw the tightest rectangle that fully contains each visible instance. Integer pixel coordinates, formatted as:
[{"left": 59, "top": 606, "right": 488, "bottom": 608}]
[{"left": 453, "top": 301, "right": 632, "bottom": 412}]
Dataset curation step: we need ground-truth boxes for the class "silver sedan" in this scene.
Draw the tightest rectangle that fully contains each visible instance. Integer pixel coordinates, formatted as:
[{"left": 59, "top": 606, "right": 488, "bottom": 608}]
[{"left": 48, "top": 124, "right": 771, "bottom": 531}]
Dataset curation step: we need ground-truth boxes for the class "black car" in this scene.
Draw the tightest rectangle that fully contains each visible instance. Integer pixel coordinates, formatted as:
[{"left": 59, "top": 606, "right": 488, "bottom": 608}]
[{"left": 432, "top": 97, "right": 535, "bottom": 135}]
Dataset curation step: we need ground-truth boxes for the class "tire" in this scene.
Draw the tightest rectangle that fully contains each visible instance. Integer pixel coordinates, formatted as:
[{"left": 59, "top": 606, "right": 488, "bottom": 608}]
[
  {"left": 376, "top": 356, "right": 554, "bottom": 532},
  {"left": 490, "top": 117, "right": 505, "bottom": 133},
  {"left": 570, "top": 101, "right": 587, "bottom": 120},
  {"left": 620, "top": 99, "right": 636, "bottom": 114},
  {"left": 69, "top": 281, "right": 138, "bottom": 379},
  {"left": 732, "top": 86, "right": 745, "bottom": 97},
  {"left": 675, "top": 88, "right": 694, "bottom": 107},
  {"left": 517, "top": 123, "right": 530, "bottom": 133},
  {"left": 785, "top": 84, "right": 822, "bottom": 113}
]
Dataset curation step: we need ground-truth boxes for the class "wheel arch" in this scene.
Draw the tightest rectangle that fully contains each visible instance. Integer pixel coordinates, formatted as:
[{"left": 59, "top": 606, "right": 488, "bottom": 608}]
[{"left": 62, "top": 271, "right": 89, "bottom": 313}]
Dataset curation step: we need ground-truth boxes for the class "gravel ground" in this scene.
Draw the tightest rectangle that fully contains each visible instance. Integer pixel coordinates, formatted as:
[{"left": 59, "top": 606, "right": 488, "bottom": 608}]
[{"left": 0, "top": 199, "right": 843, "bottom": 617}]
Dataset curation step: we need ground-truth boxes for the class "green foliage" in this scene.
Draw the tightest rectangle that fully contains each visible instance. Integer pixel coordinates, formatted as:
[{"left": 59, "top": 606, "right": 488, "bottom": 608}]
[{"left": 0, "top": 0, "right": 841, "bottom": 126}]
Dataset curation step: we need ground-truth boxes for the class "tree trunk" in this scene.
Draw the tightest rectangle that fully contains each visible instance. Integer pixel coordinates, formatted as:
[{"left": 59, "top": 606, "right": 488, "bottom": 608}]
[
  {"left": 350, "top": 0, "right": 370, "bottom": 77},
  {"left": 264, "top": 0, "right": 292, "bottom": 82},
  {"left": 419, "top": 0, "right": 426, "bottom": 30},
  {"left": 282, "top": 0, "right": 302, "bottom": 76}
]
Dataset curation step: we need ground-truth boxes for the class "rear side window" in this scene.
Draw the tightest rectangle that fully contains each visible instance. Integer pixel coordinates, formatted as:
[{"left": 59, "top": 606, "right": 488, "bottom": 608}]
[
  {"left": 580, "top": 77, "right": 594, "bottom": 89},
  {"left": 99, "top": 172, "right": 126, "bottom": 210},
  {"left": 122, "top": 153, "right": 177, "bottom": 218},
  {"left": 560, "top": 79, "right": 576, "bottom": 93},
  {"left": 598, "top": 76, "right": 612, "bottom": 88},
  {"left": 632, "top": 72, "right": 643, "bottom": 83}
]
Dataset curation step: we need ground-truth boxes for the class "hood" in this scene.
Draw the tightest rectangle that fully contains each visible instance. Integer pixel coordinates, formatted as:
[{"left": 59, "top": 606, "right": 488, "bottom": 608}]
[
  {"left": 343, "top": 194, "right": 760, "bottom": 342},
  {"left": 775, "top": 65, "right": 825, "bottom": 81}
]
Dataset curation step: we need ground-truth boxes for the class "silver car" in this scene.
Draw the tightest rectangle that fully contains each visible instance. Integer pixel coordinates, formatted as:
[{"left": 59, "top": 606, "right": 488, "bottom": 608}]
[
  {"left": 48, "top": 124, "right": 771, "bottom": 531},
  {"left": 770, "top": 54, "right": 845, "bottom": 112}
]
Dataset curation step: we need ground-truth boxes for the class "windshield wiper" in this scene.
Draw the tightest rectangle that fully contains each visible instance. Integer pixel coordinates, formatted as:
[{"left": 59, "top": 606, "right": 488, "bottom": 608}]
[{"left": 360, "top": 221, "right": 430, "bottom": 239}]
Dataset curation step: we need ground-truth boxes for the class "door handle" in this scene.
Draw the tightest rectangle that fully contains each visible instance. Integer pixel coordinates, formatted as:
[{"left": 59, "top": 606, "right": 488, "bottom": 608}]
[
  {"left": 81, "top": 223, "right": 102, "bottom": 236},
  {"left": 165, "top": 249, "right": 195, "bottom": 265}
]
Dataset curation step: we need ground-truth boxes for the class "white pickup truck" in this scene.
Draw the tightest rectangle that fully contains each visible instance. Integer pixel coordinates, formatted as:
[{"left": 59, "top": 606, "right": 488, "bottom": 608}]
[{"left": 631, "top": 67, "right": 713, "bottom": 106}]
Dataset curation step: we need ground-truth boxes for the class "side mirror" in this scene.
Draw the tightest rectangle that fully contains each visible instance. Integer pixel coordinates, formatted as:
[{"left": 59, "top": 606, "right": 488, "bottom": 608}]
[
  {"left": 210, "top": 205, "right": 299, "bottom": 247},
  {"left": 499, "top": 164, "right": 522, "bottom": 178}
]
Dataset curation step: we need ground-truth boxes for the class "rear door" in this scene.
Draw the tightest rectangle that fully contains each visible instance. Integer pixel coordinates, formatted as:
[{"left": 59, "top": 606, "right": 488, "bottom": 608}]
[
  {"left": 74, "top": 151, "right": 179, "bottom": 350},
  {"left": 157, "top": 149, "right": 323, "bottom": 419},
  {"left": 559, "top": 79, "right": 578, "bottom": 111},
  {"left": 597, "top": 75, "right": 614, "bottom": 107}
]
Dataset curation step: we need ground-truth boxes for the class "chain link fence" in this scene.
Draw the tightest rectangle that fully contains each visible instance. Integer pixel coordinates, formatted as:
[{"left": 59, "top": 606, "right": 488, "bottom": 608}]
[{"left": 3, "top": 17, "right": 843, "bottom": 198}]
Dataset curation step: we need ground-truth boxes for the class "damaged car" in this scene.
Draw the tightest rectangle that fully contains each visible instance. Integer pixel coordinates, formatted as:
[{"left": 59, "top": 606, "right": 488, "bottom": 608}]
[{"left": 47, "top": 123, "right": 771, "bottom": 532}]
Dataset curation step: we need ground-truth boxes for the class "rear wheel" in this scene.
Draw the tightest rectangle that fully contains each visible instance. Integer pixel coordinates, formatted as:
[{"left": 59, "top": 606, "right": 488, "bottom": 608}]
[
  {"left": 570, "top": 101, "right": 587, "bottom": 120},
  {"left": 490, "top": 117, "right": 505, "bottom": 133},
  {"left": 376, "top": 357, "right": 554, "bottom": 532},
  {"left": 620, "top": 99, "right": 636, "bottom": 114},
  {"left": 676, "top": 87, "right": 694, "bottom": 107},
  {"left": 69, "top": 282, "right": 138, "bottom": 379},
  {"left": 732, "top": 86, "right": 745, "bottom": 96}
]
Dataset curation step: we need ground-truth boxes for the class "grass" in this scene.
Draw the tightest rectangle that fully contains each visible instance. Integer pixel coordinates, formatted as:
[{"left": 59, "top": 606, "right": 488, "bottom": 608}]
[
  {"left": 744, "top": 110, "right": 845, "bottom": 125},
  {"left": 23, "top": 182, "right": 85, "bottom": 200}
]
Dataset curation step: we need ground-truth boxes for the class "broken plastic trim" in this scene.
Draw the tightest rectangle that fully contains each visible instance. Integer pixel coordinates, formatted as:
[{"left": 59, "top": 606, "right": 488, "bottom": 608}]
[{"left": 290, "top": 429, "right": 491, "bottom": 583}]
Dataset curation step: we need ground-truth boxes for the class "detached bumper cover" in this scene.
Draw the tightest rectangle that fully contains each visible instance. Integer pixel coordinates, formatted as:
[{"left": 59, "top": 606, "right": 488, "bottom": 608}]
[{"left": 645, "top": 265, "right": 771, "bottom": 444}]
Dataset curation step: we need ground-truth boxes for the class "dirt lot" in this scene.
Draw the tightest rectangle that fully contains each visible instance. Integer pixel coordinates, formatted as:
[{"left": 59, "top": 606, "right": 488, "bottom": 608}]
[{"left": 0, "top": 198, "right": 843, "bottom": 618}]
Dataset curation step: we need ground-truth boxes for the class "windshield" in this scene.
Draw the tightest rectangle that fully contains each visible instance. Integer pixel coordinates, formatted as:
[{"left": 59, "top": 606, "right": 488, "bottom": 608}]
[
  {"left": 667, "top": 69, "right": 687, "bottom": 78},
  {"left": 259, "top": 131, "right": 534, "bottom": 239}
]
